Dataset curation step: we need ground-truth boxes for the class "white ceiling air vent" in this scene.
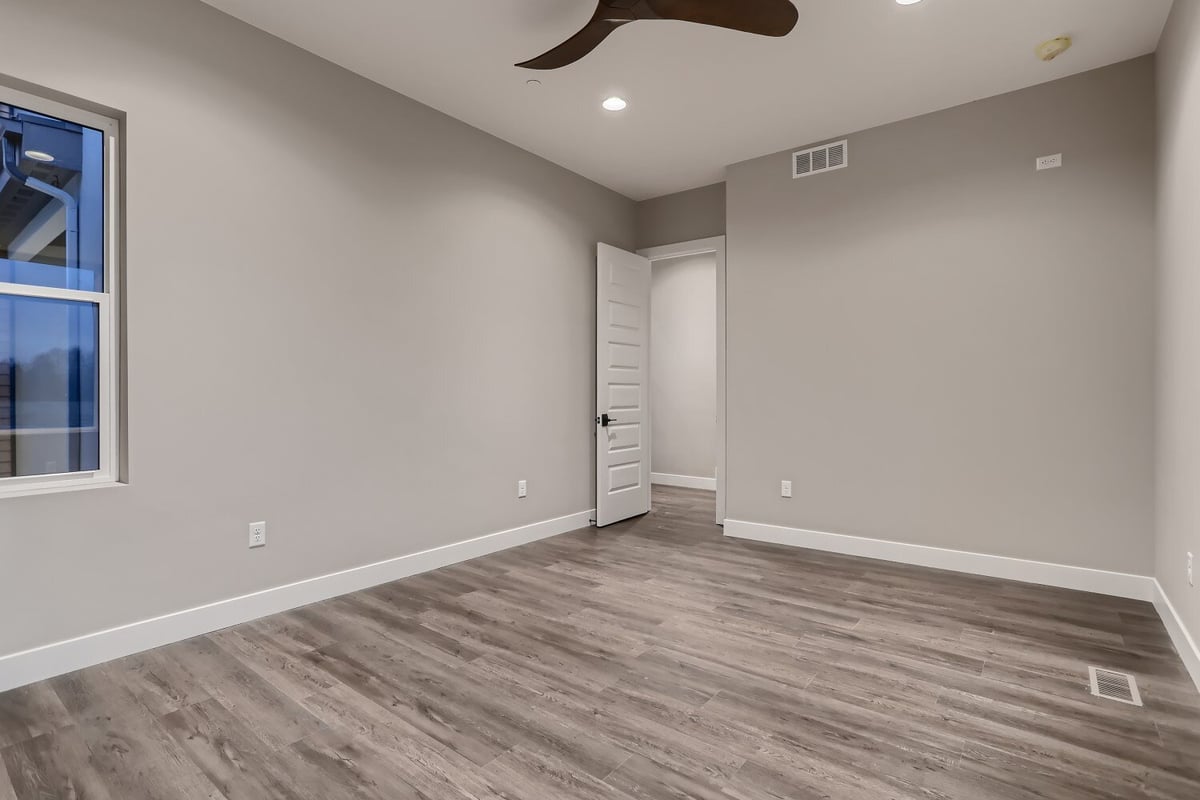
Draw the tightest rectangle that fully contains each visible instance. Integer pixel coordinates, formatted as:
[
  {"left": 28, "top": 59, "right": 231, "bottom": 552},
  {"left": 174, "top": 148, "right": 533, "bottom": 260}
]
[
  {"left": 1088, "top": 666, "right": 1143, "bottom": 706},
  {"left": 793, "top": 140, "right": 848, "bottom": 179}
]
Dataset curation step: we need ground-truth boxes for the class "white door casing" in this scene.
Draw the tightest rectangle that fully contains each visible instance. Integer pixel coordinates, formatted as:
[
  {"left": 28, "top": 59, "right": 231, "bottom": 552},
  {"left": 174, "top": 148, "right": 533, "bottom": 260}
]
[
  {"left": 595, "top": 243, "right": 652, "bottom": 527},
  {"left": 638, "top": 236, "right": 727, "bottom": 526}
]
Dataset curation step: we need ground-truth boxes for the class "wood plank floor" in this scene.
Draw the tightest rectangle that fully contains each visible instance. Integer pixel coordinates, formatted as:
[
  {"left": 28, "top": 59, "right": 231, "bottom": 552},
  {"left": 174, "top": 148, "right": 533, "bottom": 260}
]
[{"left": 2, "top": 486, "right": 1198, "bottom": 799}]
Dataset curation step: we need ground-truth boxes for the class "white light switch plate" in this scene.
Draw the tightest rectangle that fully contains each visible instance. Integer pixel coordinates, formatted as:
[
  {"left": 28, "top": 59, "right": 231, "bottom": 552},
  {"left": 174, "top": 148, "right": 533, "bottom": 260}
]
[
  {"left": 781, "top": 480, "right": 793, "bottom": 498},
  {"left": 518, "top": 480, "right": 528, "bottom": 499}
]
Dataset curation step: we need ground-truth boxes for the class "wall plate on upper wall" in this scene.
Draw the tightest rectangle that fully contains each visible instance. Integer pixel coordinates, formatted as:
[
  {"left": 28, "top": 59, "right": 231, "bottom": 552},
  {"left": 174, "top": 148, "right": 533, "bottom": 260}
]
[{"left": 1036, "top": 153, "right": 1063, "bottom": 170}]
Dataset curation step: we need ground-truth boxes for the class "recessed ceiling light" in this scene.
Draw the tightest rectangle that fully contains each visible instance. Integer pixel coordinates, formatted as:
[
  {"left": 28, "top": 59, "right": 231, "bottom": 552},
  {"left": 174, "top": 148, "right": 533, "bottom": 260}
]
[
  {"left": 526, "top": 79, "right": 541, "bottom": 86},
  {"left": 602, "top": 96, "right": 628, "bottom": 112},
  {"left": 896, "top": 0, "right": 923, "bottom": 5},
  {"left": 23, "top": 150, "right": 55, "bottom": 162}
]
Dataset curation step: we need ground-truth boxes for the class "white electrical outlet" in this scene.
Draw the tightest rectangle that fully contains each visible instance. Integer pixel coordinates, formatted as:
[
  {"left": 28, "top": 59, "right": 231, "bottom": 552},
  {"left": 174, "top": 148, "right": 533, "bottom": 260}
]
[
  {"left": 518, "top": 480, "right": 527, "bottom": 499},
  {"left": 1189, "top": 552, "right": 1194, "bottom": 587},
  {"left": 781, "top": 480, "right": 793, "bottom": 499},
  {"left": 249, "top": 521, "right": 267, "bottom": 549},
  {"left": 1036, "top": 153, "right": 1063, "bottom": 171}
]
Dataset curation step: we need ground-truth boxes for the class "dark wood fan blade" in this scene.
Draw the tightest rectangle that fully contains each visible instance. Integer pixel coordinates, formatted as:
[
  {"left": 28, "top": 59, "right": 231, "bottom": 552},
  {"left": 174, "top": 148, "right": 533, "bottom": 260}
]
[
  {"left": 515, "top": 0, "right": 796, "bottom": 70},
  {"left": 645, "top": 0, "right": 798, "bottom": 37},
  {"left": 516, "top": 13, "right": 631, "bottom": 69}
]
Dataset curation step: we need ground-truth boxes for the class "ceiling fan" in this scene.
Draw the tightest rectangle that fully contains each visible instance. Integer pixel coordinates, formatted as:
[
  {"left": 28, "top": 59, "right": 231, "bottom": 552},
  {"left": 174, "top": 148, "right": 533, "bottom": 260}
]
[{"left": 516, "top": 0, "right": 799, "bottom": 70}]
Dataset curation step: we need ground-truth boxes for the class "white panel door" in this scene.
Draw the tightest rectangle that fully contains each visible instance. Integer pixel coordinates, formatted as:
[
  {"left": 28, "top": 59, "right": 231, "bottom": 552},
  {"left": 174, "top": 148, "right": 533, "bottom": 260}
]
[{"left": 596, "top": 243, "right": 652, "bottom": 527}]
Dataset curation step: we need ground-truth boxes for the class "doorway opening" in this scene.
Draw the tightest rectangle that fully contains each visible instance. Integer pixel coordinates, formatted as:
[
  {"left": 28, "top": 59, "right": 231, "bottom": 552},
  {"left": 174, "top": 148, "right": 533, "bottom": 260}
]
[
  {"left": 594, "top": 237, "right": 725, "bottom": 528},
  {"left": 640, "top": 237, "right": 726, "bottom": 525}
]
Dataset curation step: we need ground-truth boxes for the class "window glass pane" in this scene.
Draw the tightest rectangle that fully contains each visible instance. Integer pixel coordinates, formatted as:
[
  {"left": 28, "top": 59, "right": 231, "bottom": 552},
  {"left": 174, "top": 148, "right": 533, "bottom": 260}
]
[
  {"left": 0, "top": 294, "right": 99, "bottom": 478},
  {"left": 0, "top": 103, "right": 104, "bottom": 292}
]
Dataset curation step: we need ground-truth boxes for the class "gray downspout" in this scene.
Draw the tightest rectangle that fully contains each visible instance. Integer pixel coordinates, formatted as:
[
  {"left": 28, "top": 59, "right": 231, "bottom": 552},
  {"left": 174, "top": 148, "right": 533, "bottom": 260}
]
[{"left": 1, "top": 132, "right": 78, "bottom": 270}]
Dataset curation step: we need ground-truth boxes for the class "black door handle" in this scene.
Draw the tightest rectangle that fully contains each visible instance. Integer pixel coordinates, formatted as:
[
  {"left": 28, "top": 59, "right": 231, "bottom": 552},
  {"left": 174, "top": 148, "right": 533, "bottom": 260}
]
[{"left": 599, "top": 413, "right": 616, "bottom": 427}]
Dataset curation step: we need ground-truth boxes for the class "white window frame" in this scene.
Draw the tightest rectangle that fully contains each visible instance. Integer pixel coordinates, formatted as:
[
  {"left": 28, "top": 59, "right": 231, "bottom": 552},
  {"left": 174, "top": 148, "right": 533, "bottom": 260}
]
[{"left": 0, "top": 84, "right": 120, "bottom": 499}]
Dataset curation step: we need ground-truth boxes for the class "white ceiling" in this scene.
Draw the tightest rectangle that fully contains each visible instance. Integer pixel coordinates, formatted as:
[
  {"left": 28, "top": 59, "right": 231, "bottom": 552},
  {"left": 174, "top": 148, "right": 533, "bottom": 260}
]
[{"left": 199, "top": 0, "right": 1172, "bottom": 200}]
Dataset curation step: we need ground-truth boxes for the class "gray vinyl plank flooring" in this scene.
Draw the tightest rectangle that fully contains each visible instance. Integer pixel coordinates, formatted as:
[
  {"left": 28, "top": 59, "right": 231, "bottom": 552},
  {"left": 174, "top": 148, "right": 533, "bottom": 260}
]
[{"left": 2, "top": 486, "right": 1198, "bottom": 799}]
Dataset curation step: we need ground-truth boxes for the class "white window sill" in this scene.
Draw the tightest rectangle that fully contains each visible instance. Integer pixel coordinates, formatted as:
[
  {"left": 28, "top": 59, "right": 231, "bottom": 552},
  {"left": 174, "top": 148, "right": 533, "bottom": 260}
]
[{"left": 0, "top": 477, "right": 125, "bottom": 500}]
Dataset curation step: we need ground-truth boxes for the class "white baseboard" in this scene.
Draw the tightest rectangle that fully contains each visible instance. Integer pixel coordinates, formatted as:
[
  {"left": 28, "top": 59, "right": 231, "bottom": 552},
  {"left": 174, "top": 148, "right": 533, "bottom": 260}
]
[
  {"left": 728, "top": 518, "right": 1200, "bottom": 693},
  {"left": 0, "top": 509, "right": 594, "bottom": 694},
  {"left": 651, "top": 473, "right": 717, "bottom": 491},
  {"left": 1152, "top": 580, "right": 1200, "bottom": 693},
  {"left": 724, "top": 519, "right": 1156, "bottom": 601},
  {"left": 9, "top": 509, "right": 1193, "bottom": 697}
]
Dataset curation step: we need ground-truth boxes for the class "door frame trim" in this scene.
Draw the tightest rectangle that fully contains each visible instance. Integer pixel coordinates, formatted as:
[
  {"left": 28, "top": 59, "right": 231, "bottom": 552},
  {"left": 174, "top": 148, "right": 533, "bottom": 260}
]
[{"left": 638, "top": 236, "right": 727, "bottom": 525}]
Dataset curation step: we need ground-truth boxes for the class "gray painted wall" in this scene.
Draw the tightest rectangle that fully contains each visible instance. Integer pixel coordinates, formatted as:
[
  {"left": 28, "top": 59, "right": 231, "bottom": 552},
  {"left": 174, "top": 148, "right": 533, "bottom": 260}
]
[
  {"left": 0, "top": 0, "right": 634, "bottom": 658},
  {"left": 650, "top": 253, "right": 716, "bottom": 480},
  {"left": 726, "top": 57, "right": 1157, "bottom": 573},
  {"left": 635, "top": 183, "right": 726, "bottom": 250},
  {"left": 1157, "top": 0, "right": 1200, "bottom": 644}
]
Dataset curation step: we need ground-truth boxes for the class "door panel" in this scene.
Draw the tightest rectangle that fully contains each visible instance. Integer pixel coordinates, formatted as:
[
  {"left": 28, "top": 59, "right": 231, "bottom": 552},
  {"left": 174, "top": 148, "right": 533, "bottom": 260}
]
[{"left": 596, "top": 243, "right": 652, "bottom": 527}]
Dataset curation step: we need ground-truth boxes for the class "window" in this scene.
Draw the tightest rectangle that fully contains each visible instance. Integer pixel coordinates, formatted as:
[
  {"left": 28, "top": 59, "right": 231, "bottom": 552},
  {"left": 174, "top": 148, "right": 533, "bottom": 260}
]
[{"left": 0, "top": 87, "right": 118, "bottom": 496}]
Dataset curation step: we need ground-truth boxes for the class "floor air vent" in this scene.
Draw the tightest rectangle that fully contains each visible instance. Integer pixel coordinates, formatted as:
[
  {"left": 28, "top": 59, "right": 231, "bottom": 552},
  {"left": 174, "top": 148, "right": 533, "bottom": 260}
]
[
  {"left": 1088, "top": 666, "right": 1142, "bottom": 706},
  {"left": 793, "top": 140, "right": 848, "bottom": 179}
]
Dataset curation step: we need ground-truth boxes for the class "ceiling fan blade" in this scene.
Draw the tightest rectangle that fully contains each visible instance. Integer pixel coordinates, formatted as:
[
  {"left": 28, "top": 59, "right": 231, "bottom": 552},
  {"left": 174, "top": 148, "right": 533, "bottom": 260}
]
[
  {"left": 516, "top": 7, "right": 631, "bottom": 70},
  {"left": 645, "top": 0, "right": 798, "bottom": 37}
]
